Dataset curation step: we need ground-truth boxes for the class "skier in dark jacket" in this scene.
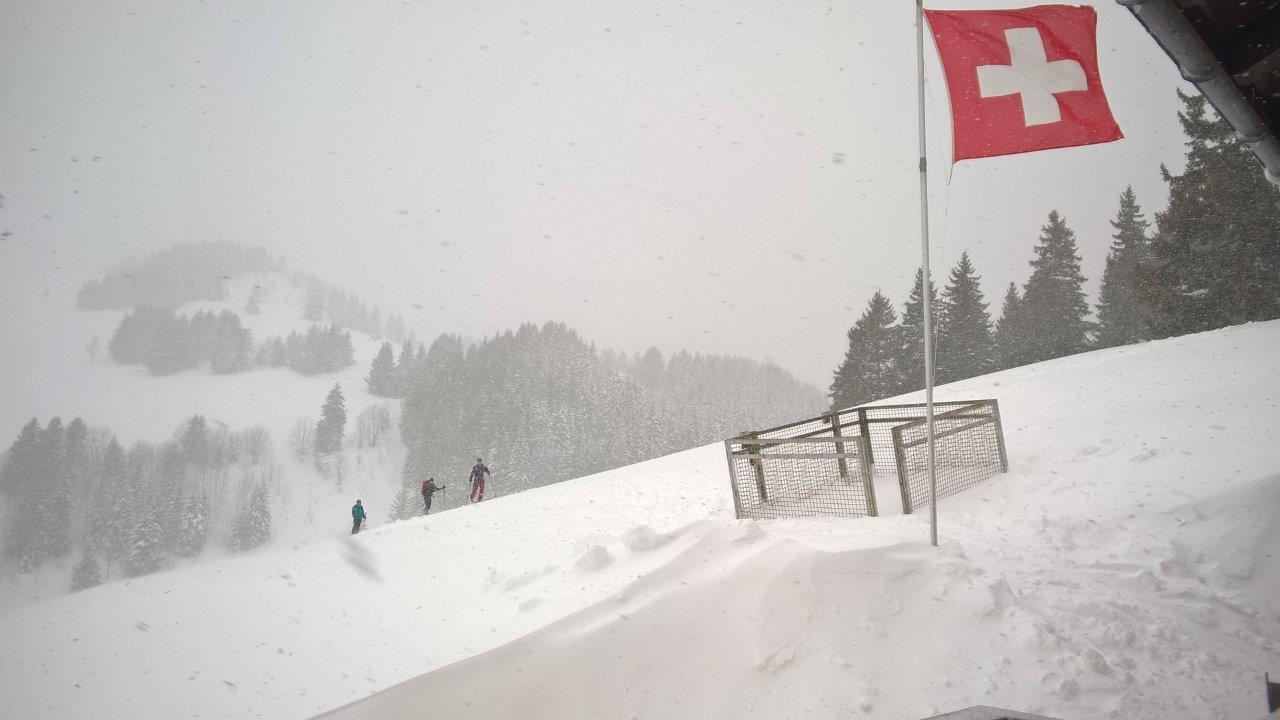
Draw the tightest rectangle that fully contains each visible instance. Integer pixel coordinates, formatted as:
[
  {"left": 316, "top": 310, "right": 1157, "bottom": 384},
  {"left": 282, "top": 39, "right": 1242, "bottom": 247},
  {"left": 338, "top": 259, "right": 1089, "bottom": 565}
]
[
  {"left": 420, "top": 478, "right": 445, "bottom": 514},
  {"left": 351, "top": 499, "right": 366, "bottom": 534},
  {"left": 469, "top": 458, "right": 490, "bottom": 503}
]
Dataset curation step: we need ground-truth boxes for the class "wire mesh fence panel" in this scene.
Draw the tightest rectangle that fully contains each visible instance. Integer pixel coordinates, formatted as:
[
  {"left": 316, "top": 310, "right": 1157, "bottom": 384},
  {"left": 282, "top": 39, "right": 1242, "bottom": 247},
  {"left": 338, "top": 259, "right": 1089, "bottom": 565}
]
[
  {"left": 725, "top": 399, "right": 1006, "bottom": 519},
  {"left": 893, "top": 400, "right": 1006, "bottom": 513},
  {"left": 725, "top": 434, "right": 876, "bottom": 520},
  {"left": 859, "top": 401, "right": 976, "bottom": 475}
]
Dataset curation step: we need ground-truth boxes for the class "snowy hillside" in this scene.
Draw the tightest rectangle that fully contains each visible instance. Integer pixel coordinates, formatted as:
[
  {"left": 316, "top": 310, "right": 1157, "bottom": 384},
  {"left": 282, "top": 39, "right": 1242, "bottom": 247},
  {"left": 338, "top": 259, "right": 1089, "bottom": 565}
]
[
  {"left": 0, "top": 271, "right": 392, "bottom": 444},
  {"left": 0, "top": 271, "right": 410, "bottom": 607},
  {"left": 3, "top": 321, "right": 1280, "bottom": 719}
]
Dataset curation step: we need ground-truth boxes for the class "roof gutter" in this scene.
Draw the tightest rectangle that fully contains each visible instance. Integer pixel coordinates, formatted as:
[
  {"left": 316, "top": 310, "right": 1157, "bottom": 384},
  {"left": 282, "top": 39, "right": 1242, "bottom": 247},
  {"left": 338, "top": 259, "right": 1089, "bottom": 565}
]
[{"left": 1117, "top": 0, "right": 1280, "bottom": 185}]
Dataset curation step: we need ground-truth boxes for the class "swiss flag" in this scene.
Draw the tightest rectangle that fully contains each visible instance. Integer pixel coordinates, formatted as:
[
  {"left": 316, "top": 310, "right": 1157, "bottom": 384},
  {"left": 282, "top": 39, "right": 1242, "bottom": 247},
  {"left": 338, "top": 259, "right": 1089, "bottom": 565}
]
[{"left": 924, "top": 5, "right": 1122, "bottom": 162}]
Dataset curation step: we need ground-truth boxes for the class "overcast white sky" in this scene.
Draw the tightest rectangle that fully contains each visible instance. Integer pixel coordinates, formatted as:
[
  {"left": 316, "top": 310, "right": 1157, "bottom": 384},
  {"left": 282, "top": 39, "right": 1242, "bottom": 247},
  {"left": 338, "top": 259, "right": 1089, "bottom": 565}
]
[{"left": 0, "top": 0, "right": 1191, "bottom": 387}]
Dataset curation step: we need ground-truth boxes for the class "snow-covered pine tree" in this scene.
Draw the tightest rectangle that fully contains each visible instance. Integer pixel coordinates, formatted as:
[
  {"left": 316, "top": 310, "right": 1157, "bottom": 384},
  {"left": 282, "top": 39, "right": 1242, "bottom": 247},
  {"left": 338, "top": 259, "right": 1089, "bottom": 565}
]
[
  {"left": 153, "top": 442, "right": 188, "bottom": 551},
  {"left": 64, "top": 418, "right": 91, "bottom": 545},
  {"left": 395, "top": 339, "right": 417, "bottom": 396},
  {"left": 34, "top": 416, "right": 73, "bottom": 561},
  {"left": 210, "top": 311, "right": 253, "bottom": 373},
  {"left": 2, "top": 418, "right": 42, "bottom": 564},
  {"left": 1017, "top": 211, "right": 1092, "bottom": 365},
  {"left": 146, "top": 312, "right": 197, "bottom": 375},
  {"left": 993, "top": 282, "right": 1025, "bottom": 370},
  {"left": 226, "top": 485, "right": 271, "bottom": 552},
  {"left": 85, "top": 437, "right": 129, "bottom": 561},
  {"left": 936, "top": 251, "right": 995, "bottom": 384},
  {"left": 336, "top": 329, "right": 355, "bottom": 369},
  {"left": 180, "top": 415, "right": 211, "bottom": 469},
  {"left": 1095, "top": 186, "right": 1152, "bottom": 348},
  {"left": 315, "top": 384, "right": 347, "bottom": 454},
  {"left": 1, "top": 417, "right": 41, "bottom": 498},
  {"left": 366, "top": 342, "right": 398, "bottom": 397},
  {"left": 189, "top": 310, "right": 216, "bottom": 362},
  {"left": 897, "top": 267, "right": 939, "bottom": 391},
  {"left": 108, "top": 306, "right": 167, "bottom": 365},
  {"left": 70, "top": 553, "right": 103, "bottom": 591},
  {"left": 122, "top": 514, "right": 166, "bottom": 577},
  {"left": 1134, "top": 90, "right": 1280, "bottom": 337},
  {"left": 829, "top": 292, "right": 903, "bottom": 408},
  {"left": 173, "top": 491, "right": 209, "bottom": 557}
]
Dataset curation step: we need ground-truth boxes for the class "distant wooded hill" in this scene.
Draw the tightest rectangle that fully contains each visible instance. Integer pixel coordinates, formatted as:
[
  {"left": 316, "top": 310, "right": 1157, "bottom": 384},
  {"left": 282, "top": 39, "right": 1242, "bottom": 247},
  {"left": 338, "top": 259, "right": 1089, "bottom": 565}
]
[
  {"left": 77, "top": 241, "right": 411, "bottom": 343},
  {"left": 393, "top": 322, "right": 824, "bottom": 515},
  {"left": 76, "top": 242, "right": 282, "bottom": 310}
]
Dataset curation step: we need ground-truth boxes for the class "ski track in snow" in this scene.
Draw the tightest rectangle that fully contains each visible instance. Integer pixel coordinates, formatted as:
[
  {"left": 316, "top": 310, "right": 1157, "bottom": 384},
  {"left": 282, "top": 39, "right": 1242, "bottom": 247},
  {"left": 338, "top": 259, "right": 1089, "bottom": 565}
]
[{"left": 3, "top": 321, "right": 1280, "bottom": 719}]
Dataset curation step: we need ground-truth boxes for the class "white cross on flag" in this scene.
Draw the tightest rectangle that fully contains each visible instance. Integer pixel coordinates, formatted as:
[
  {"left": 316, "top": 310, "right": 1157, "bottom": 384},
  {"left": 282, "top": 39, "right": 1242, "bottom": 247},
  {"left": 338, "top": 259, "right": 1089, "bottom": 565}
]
[{"left": 924, "top": 4, "right": 1122, "bottom": 161}]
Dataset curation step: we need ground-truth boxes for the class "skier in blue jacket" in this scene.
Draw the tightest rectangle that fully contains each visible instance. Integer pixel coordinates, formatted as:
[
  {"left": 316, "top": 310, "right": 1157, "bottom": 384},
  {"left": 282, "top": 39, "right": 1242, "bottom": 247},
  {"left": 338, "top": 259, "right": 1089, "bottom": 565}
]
[{"left": 351, "top": 499, "right": 366, "bottom": 534}]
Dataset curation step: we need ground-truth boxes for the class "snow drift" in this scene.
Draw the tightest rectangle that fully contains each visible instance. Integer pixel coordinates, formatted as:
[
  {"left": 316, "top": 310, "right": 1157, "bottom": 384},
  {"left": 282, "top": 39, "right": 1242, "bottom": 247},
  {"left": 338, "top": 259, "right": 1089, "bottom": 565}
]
[{"left": 3, "top": 321, "right": 1280, "bottom": 719}]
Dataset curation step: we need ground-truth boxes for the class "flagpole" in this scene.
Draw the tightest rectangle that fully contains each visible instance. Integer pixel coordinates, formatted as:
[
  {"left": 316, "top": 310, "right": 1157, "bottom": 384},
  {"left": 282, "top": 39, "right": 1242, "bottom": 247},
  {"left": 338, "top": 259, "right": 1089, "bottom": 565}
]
[{"left": 914, "top": 0, "right": 939, "bottom": 548}]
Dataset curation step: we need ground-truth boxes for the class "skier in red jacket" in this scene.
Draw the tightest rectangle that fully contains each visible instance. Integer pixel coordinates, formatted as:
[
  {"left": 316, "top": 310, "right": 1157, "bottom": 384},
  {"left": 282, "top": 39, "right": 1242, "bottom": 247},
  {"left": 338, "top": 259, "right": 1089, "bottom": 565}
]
[
  {"left": 468, "top": 458, "right": 490, "bottom": 503},
  {"left": 420, "top": 477, "right": 445, "bottom": 514}
]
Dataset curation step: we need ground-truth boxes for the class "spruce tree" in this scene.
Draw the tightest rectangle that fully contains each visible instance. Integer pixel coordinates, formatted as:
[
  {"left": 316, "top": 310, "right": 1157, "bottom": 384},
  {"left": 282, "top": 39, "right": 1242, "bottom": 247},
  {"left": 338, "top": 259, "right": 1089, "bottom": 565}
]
[
  {"left": 1134, "top": 90, "right": 1280, "bottom": 337},
  {"left": 34, "top": 416, "right": 73, "bottom": 561},
  {"left": 897, "top": 268, "right": 939, "bottom": 391},
  {"left": 2, "top": 418, "right": 43, "bottom": 564},
  {"left": 829, "top": 292, "right": 903, "bottom": 408},
  {"left": 64, "top": 418, "right": 90, "bottom": 544},
  {"left": 1095, "top": 186, "right": 1152, "bottom": 348},
  {"left": 315, "top": 384, "right": 347, "bottom": 454},
  {"left": 936, "top": 252, "right": 995, "bottom": 383},
  {"left": 108, "top": 306, "right": 167, "bottom": 365},
  {"left": 1, "top": 418, "right": 41, "bottom": 498},
  {"left": 994, "top": 282, "right": 1025, "bottom": 370},
  {"left": 146, "top": 312, "right": 196, "bottom": 375},
  {"left": 210, "top": 311, "right": 253, "bottom": 374},
  {"left": 1018, "top": 211, "right": 1092, "bottom": 365},
  {"left": 226, "top": 485, "right": 271, "bottom": 552},
  {"left": 122, "top": 514, "right": 165, "bottom": 577},
  {"left": 173, "top": 492, "right": 209, "bottom": 558},
  {"left": 395, "top": 339, "right": 417, "bottom": 396},
  {"left": 366, "top": 342, "right": 398, "bottom": 397},
  {"left": 87, "top": 437, "right": 129, "bottom": 561},
  {"left": 70, "top": 553, "right": 103, "bottom": 591},
  {"left": 180, "top": 415, "right": 211, "bottom": 468}
]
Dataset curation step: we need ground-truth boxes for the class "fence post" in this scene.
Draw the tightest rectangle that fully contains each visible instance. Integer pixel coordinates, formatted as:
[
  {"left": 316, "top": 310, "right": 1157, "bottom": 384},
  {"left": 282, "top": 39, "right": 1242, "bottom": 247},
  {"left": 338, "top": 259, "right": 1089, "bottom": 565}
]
[
  {"left": 829, "top": 410, "right": 850, "bottom": 481},
  {"left": 892, "top": 425, "right": 913, "bottom": 514},
  {"left": 725, "top": 439, "right": 745, "bottom": 519},
  {"left": 990, "top": 400, "right": 1009, "bottom": 473},
  {"left": 859, "top": 432, "right": 878, "bottom": 516},
  {"left": 858, "top": 407, "right": 874, "bottom": 464},
  {"left": 748, "top": 432, "right": 768, "bottom": 502}
]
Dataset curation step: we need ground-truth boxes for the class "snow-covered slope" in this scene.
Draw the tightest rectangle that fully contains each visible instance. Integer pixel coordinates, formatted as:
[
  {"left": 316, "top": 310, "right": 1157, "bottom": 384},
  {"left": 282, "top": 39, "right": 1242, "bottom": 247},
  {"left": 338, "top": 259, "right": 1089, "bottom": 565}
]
[
  {"left": 0, "top": 272, "right": 410, "bottom": 607},
  {"left": 0, "top": 271, "right": 390, "bottom": 444},
  {"left": 3, "top": 321, "right": 1280, "bottom": 719}
]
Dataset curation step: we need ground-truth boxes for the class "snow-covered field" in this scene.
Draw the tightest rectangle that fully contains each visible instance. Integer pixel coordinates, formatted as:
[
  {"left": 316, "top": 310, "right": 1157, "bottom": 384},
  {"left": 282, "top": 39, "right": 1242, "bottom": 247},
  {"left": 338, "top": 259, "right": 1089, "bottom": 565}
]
[
  {"left": 3, "top": 321, "right": 1279, "bottom": 719},
  {"left": 0, "top": 272, "right": 392, "bottom": 445},
  {"left": 0, "top": 273, "right": 410, "bottom": 607}
]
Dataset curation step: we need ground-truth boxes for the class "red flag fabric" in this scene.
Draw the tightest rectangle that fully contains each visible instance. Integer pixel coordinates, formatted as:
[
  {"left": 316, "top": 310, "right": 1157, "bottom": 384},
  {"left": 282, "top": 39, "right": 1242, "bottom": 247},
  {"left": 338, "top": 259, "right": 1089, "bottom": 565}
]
[{"left": 924, "top": 5, "right": 1122, "bottom": 162}]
